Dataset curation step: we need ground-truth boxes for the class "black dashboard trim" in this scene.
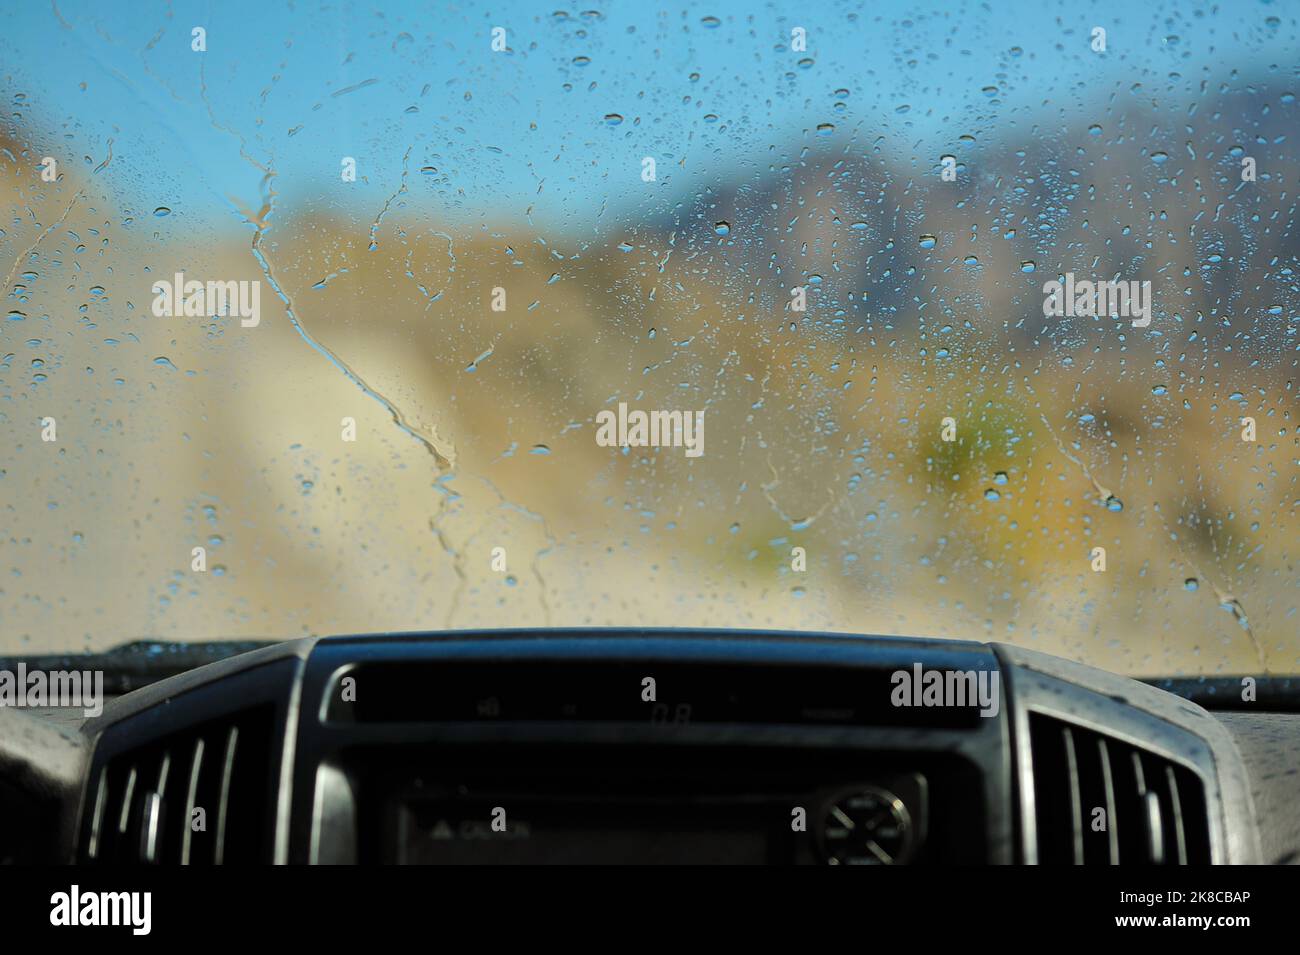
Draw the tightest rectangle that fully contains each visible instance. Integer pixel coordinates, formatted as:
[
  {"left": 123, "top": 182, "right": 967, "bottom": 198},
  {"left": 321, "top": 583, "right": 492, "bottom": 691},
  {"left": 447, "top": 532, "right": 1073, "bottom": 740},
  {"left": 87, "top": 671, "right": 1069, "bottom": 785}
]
[{"left": 45, "top": 629, "right": 1271, "bottom": 865}]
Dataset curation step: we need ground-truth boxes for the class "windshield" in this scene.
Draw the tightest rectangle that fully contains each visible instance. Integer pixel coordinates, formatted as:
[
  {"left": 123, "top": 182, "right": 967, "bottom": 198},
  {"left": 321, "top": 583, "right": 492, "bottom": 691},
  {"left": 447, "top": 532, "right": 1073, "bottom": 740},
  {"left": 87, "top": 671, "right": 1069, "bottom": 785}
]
[{"left": 1, "top": 1, "right": 1296, "bottom": 675}]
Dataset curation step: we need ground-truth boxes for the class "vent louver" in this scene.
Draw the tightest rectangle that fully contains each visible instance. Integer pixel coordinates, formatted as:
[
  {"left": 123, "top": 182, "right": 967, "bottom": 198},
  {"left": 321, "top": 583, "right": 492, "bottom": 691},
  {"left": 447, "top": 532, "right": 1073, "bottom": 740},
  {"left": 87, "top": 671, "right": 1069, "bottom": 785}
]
[
  {"left": 1028, "top": 712, "right": 1211, "bottom": 864},
  {"left": 82, "top": 706, "right": 275, "bottom": 864}
]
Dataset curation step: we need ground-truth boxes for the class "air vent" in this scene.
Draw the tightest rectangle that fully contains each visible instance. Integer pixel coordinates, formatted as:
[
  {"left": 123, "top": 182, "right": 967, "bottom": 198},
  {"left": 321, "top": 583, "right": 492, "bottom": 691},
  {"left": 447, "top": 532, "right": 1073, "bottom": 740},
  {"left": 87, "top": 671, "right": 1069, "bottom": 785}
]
[
  {"left": 1027, "top": 713, "right": 1211, "bottom": 864},
  {"left": 82, "top": 706, "right": 275, "bottom": 865}
]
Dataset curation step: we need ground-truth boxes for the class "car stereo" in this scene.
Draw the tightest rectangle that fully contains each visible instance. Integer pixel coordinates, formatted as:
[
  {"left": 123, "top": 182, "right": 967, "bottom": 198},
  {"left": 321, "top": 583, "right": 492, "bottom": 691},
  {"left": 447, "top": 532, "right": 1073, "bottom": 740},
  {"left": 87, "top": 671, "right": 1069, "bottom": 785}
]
[{"left": 348, "top": 743, "right": 958, "bottom": 864}]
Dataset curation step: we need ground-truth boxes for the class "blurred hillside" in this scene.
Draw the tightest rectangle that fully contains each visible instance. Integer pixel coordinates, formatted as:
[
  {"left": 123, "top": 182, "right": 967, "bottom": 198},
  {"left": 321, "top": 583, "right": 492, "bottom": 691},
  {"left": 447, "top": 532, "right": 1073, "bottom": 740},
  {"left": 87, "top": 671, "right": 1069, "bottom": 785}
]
[{"left": 1, "top": 76, "right": 1297, "bottom": 675}]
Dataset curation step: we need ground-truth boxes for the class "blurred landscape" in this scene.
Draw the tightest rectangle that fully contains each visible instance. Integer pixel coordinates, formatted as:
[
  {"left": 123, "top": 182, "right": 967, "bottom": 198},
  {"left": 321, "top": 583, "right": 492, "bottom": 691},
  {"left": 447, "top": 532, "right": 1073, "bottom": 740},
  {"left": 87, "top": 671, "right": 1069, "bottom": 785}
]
[{"left": 0, "top": 4, "right": 1297, "bottom": 675}]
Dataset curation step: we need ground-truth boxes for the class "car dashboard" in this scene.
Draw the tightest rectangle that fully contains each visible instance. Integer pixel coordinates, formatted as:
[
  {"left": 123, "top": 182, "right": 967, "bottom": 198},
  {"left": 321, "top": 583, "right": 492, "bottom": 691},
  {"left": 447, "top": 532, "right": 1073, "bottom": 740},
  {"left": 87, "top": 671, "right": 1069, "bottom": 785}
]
[{"left": 3, "top": 630, "right": 1296, "bottom": 866}]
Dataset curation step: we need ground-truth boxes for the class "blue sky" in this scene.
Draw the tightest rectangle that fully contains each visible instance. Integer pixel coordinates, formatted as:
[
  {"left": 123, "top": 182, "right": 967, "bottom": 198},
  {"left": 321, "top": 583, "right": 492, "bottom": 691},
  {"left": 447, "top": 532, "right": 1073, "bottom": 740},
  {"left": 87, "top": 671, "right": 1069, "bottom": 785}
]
[{"left": 5, "top": 0, "right": 1294, "bottom": 232}]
